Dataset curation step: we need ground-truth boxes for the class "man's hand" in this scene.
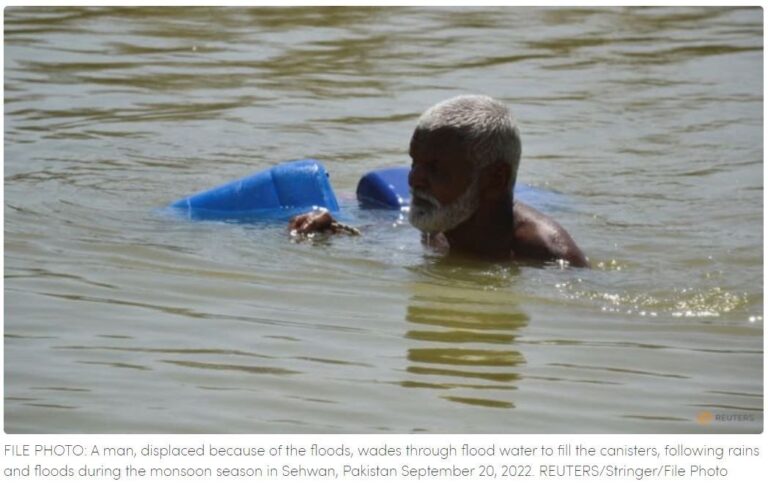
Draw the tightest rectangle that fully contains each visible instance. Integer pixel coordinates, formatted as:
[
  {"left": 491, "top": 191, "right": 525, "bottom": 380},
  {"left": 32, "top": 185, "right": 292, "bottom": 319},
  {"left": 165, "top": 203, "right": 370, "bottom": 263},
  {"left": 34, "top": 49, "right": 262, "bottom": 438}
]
[
  {"left": 288, "top": 209, "right": 360, "bottom": 236},
  {"left": 289, "top": 209, "right": 334, "bottom": 234}
]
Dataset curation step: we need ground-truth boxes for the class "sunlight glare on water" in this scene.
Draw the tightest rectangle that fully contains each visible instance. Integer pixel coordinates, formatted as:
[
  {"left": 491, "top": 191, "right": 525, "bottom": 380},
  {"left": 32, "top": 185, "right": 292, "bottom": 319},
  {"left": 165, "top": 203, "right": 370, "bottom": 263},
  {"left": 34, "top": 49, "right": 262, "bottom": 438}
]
[{"left": 4, "top": 6, "right": 763, "bottom": 433}]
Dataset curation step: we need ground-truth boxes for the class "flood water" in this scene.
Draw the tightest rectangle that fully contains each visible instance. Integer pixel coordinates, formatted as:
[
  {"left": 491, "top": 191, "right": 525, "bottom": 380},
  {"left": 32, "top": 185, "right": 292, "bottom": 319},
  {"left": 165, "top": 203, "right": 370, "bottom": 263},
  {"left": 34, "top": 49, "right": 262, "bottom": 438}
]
[{"left": 4, "top": 7, "right": 763, "bottom": 433}]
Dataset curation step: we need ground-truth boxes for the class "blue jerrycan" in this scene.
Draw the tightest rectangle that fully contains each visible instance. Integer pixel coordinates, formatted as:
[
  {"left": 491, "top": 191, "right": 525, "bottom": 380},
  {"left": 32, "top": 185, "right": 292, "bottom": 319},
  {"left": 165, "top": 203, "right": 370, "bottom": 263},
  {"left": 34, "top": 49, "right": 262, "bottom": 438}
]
[{"left": 169, "top": 159, "right": 340, "bottom": 220}]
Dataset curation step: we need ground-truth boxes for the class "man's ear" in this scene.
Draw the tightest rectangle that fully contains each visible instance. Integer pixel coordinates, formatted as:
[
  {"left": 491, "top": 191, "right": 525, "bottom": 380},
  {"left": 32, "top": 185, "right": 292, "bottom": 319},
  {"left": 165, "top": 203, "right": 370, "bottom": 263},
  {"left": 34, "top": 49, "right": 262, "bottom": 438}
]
[{"left": 479, "top": 161, "right": 511, "bottom": 199}]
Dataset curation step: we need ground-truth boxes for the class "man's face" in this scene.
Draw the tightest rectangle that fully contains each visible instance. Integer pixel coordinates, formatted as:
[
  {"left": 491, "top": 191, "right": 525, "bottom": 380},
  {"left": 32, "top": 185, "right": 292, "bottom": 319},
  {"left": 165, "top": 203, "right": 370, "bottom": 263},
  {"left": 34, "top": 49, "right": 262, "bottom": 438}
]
[{"left": 407, "top": 128, "right": 480, "bottom": 233}]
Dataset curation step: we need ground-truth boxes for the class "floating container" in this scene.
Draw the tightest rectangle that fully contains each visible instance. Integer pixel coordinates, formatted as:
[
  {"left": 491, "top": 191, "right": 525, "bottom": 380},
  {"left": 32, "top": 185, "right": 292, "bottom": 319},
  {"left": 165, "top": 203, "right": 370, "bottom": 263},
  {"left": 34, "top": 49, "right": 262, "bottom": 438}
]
[
  {"left": 168, "top": 159, "right": 339, "bottom": 220},
  {"left": 168, "top": 161, "right": 570, "bottom": 222},
  {"left": 356, "top": 167, "right": 411, "bottom": 210}
]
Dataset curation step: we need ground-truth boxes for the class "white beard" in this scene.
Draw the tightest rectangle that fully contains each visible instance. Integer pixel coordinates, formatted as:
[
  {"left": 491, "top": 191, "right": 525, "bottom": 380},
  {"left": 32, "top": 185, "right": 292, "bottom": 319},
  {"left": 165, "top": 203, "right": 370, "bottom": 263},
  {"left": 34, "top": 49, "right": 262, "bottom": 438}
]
[{"left": 408, "top": 179, "right": 480, "bottom": 233}]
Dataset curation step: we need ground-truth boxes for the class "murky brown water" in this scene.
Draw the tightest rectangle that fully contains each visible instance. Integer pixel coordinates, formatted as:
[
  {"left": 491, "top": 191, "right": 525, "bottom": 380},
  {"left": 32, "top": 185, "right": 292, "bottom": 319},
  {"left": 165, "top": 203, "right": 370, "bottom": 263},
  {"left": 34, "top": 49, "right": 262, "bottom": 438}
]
[{"left": 4, "top": 6, "right": 763, "bottom": 433}]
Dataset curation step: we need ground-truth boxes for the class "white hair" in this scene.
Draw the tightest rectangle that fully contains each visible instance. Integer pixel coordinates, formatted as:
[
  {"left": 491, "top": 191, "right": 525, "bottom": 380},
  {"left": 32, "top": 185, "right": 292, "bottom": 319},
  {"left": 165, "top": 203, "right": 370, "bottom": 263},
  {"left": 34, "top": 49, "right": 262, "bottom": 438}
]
[
  {"left": 416, "top": 95, "right": 521, "bottom": 188},
  {"left": 410, "top": 178, "right": 481, "bottom": 233}
]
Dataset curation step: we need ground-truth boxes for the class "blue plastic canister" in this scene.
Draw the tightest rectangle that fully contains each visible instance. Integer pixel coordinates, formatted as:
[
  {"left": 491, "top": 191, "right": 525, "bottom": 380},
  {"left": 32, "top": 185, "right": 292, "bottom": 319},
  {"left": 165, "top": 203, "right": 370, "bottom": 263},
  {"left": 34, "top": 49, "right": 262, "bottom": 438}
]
[
  {"left": 169, "top": 159, "right": 340, "bottom": 220},
  {"left": 356, "top": 167, "right": 411, "bottom": 209}
]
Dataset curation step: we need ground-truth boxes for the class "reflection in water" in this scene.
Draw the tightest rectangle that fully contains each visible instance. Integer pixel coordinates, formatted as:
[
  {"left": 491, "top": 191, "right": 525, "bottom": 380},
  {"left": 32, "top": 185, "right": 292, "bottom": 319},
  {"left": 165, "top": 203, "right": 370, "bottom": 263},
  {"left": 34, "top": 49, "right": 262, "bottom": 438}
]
[
  {"left": 402, "top": 261, "right": 530, "bottom": 409},
  {"left": 4, "top": 6, "right": 762, "bottom": 433}
]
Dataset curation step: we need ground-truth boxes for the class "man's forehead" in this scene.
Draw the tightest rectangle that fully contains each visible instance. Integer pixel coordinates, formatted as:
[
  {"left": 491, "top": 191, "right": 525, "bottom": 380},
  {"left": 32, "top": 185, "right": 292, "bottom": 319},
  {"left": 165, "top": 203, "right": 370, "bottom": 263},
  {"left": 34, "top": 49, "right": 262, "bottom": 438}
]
[{"left": 410, "top": 127, "right": 467, "bottom": 155}]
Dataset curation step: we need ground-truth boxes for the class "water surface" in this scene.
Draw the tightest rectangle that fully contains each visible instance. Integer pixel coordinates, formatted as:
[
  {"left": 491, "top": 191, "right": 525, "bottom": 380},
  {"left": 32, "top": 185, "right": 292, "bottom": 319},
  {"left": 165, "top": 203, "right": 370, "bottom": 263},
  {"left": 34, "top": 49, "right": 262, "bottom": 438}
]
[{"left": 4, "top": 6, "right": 763, "bottom": 433}]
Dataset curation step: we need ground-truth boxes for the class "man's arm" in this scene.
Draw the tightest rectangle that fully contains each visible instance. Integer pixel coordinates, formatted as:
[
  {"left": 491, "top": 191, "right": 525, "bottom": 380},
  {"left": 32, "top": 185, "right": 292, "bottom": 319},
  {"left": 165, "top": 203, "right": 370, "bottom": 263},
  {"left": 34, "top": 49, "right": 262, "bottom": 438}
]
[{"left": 513, "top": 202, "right": 589, "bottom": 267}]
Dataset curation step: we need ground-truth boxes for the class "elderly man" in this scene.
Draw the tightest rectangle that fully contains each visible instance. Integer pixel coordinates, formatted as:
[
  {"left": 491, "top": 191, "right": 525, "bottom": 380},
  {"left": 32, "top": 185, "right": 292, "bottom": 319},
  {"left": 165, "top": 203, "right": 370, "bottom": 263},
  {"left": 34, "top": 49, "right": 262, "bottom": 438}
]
[{"left": 289, "top": 95, "right": 588, "bottom": 267}]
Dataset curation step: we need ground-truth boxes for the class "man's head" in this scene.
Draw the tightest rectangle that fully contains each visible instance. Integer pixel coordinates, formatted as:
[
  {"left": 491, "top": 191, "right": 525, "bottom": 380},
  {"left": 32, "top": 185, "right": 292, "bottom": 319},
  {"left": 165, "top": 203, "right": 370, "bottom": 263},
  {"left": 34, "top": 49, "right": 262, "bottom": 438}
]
[{"left": 407, "top": 95, "right": 522, "bottom": 233}]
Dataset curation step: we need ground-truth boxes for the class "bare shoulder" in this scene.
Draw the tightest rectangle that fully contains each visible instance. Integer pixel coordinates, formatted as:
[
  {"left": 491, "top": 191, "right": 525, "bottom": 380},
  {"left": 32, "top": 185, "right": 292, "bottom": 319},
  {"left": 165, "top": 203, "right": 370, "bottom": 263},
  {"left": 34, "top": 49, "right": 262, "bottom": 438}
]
[{"left": 513, "top": 201, "right": 589, "bottom": 267}]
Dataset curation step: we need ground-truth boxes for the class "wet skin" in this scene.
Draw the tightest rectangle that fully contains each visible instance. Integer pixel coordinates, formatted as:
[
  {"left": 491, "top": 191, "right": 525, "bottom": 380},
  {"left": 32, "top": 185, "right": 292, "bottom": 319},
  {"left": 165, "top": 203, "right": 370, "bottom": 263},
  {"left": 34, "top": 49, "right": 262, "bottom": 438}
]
[
  {"left": 407, "top": 128, "right": 589, "bottom": 267},
  {"left": 289, "top": 128, "right": 588, "bottom": 267}
]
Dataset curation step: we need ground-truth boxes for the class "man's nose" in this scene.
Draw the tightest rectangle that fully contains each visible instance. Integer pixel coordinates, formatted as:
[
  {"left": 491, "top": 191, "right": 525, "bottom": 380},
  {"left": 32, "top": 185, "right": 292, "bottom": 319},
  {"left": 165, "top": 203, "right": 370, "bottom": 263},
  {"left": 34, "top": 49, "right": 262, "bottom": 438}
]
[{"left": 408, "top": 163, "right": 427, "bottom": 190}]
